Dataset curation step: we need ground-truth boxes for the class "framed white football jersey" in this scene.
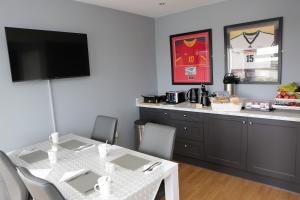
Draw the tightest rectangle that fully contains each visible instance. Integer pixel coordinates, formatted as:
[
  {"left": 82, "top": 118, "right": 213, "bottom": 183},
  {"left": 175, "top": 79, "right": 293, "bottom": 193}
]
[{"left": 224, "top": 17, "right": 283, "bottom": 83}]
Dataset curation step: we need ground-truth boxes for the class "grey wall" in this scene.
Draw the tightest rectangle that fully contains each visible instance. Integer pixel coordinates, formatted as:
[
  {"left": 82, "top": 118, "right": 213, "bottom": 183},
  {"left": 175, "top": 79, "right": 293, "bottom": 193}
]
[
  {"left": 1, "top": 0, "right": 299, "bottom": 151},
  {"left": 155, "top": 0, "right": 300, "bottom": 99},
  {"left": 0, "top": 0, "right": 157, "bottom": 152}
]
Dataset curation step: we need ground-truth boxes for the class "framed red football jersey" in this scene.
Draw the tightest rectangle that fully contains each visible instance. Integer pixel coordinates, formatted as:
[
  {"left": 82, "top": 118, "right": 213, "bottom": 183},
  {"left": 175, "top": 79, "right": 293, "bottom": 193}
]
[{"left": 170, "top": 29, "right": 213, "bottom": 85}]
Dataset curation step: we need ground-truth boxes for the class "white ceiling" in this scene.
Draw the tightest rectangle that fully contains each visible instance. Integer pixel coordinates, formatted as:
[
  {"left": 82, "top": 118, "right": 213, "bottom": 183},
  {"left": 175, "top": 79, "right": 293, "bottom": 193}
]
[{"left": 74, "top": 0, "right": 227, "bottom": 18}]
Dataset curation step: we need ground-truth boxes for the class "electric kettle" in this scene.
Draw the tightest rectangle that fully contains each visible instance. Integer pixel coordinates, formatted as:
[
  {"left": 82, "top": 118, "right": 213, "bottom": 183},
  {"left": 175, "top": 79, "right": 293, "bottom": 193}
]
[{"left": 187, "top": 88, "right": 199, "bottom": 103}]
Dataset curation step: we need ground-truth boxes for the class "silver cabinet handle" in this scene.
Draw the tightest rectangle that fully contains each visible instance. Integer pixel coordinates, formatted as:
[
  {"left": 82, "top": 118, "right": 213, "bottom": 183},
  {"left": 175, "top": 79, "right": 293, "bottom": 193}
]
[
  {"left": 249, "top": 121, "right": 253, "bottom": 125},
  {"left": 184, "top": 144, "right": 188, "bottom": 148},
  {"left": 183, "top": 114, "right": 187, "bottom": 117},
  {"left": 163, "top": 112, "right": 168, "bottom": 115},
  {"left": 242, "top": 121, "right": 246, "bottom": 124},
  {"left": 184, "top": 127, "right": 188, "bottom": 131}
]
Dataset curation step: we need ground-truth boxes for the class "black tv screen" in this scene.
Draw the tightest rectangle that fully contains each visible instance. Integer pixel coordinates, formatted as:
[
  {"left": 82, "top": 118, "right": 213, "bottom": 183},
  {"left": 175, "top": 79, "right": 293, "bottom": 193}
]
[{"left": 5, "top": 27, "right": 90, "bottom": 82}]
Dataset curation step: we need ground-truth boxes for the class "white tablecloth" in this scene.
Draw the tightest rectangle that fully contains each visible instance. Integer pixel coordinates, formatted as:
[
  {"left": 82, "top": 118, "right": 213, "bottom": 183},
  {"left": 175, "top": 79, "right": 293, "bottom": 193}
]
[{"left": 8, "top": 134, "right": 172, "bottom": 200}]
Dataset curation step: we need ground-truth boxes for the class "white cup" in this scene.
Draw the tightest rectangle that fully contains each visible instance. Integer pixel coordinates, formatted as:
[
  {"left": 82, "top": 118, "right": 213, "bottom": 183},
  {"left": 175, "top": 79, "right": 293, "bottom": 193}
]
[
  {"left": 49, "top": 132, "right": 59, "bottom": 145},
  {"left": 51, "top": 144, "right": 58, "bottom": 151},
  {"left": 94, "top": 176, "right": 111, "bottom": 196},
  {"left": 98, "top": 144, "right": 109, "bottom": 158},
  {"left": 105, "top": 162, "right": 116, "bottom": 173},
  {"left": 48, "top": 150, "right": 58, "bottom": 164}
]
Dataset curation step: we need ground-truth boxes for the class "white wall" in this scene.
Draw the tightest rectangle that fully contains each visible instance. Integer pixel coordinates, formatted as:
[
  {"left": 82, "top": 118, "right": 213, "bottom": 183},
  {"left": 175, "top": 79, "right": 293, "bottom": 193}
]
[
  {"left": 0, "top": 0, "right": 157, "bottom": 151},
  {"left": 155, "top": 0, "right": 300, "bottom": 99}
]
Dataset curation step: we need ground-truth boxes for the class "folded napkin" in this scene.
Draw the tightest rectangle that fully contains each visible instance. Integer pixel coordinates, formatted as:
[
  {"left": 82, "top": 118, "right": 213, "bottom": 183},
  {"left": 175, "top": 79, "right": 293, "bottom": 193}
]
[
  {"left": 59, "top": 169, "right": 89, "bottom": 182},
  {"left": 30, "top": 169, "right": 53, "bottom": 179}
]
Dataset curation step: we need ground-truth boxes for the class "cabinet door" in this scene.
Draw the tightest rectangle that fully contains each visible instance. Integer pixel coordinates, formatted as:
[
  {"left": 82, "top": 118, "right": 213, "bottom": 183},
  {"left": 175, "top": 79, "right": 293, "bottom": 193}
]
[
  {"left": 139, "top": 108, "right": 171, "bottom": 125},
  {"left": 247, "top": 118, "right": 300, "bottom": 182},
  {"left": 204, "top": 114, "right": 247, "bottom": 169}
]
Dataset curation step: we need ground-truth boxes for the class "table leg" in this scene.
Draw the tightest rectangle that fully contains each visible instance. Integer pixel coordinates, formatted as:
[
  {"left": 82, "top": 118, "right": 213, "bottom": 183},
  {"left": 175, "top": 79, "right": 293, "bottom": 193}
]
[{"left": 164, "top": 164, "right": 179, "bottom": 200}]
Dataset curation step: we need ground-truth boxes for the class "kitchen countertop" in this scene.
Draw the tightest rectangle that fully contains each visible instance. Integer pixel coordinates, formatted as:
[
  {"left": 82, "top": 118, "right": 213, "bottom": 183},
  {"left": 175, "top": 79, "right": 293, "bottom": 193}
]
[{"left": 136, "top": 98, "right": 300, "bottom": 123}]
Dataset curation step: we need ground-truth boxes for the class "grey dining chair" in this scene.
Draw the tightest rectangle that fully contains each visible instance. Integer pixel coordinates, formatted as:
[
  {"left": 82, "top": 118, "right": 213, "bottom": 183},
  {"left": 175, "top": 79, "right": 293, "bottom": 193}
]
[
  {"left": 0, "top": 151, "right": 31, "bottom": 200},
  {"left": 138, "top": 122, "right": 176, "bottom": 160},
  {"left": 138, "top": 123, "right": 176, "bottom": 200},
  {"left": 91, "top": 115, "right": 118, "bottom": 144},
  {"left": 17, "top": 167, "right": 65, "bottom": 200}
]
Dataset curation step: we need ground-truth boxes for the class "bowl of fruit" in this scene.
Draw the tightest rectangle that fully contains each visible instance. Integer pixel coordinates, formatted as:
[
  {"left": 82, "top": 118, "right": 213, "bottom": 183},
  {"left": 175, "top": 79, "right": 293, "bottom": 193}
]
[
  {"left": 274, "top": 82, "right": 300, "bottom": 110},
  {"left": 276, "top": 91, "right": 300, "bottom": 100}
]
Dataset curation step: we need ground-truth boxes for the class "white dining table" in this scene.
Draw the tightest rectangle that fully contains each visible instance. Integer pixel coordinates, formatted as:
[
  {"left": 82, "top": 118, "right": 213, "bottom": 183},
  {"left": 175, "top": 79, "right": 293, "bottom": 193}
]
[{"left": 8, "top": 134, "right": 179, "bottom": 200}]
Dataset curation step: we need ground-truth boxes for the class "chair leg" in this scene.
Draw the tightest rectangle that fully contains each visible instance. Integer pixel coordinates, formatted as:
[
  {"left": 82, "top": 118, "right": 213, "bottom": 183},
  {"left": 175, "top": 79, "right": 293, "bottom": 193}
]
[{"left": 114, "top": 132, "right": 119, "bottom": 145}]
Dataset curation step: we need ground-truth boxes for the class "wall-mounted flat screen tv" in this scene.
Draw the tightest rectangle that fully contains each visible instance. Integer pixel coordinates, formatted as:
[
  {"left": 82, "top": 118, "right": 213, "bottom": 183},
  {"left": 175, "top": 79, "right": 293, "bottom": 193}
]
[{"left": 5, "top": 27, "right": 90, "bottom": 82}]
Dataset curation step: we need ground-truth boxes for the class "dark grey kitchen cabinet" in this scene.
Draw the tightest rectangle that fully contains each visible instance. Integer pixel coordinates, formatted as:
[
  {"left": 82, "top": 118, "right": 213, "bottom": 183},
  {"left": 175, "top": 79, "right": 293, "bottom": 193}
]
[
  {"left": 139, "top": 107, "right": 300, "bottom": 192},
  {"left": 204, "top": 114, "right": 248, "bottom": 169},
  {"left": 140, "top": 108, "right": 205, "bottom": 160},
  {"left": 247, "top": 118, "right": 300, "bottom": 182},
  {"left": 169, "top": 110, "right": 204, "bottom": 160}
]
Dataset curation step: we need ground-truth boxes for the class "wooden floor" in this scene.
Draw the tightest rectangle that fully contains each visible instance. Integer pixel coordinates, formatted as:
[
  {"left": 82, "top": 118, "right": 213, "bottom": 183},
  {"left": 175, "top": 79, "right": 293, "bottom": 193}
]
[{"left": 167, "top": 163, "right": 300, "bottom": 200}]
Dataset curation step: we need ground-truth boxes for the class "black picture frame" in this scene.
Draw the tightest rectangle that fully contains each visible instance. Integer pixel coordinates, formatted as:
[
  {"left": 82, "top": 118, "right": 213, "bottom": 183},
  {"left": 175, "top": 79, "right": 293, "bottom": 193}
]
[
  {"left": 170, "top": 29, "right": 213, "bottom": 85},
  {"left": 224, "top": 17, "right": 283, "bottom": 84}
]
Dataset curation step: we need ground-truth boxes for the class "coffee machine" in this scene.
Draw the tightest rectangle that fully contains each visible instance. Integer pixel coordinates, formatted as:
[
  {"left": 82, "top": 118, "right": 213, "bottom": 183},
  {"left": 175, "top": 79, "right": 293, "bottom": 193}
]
[
  {"left": 199, "top": 85, "right": 210, "bottom": 107},
  {"left": 223, "top": 73, "right": 239, "bottom": 96}
]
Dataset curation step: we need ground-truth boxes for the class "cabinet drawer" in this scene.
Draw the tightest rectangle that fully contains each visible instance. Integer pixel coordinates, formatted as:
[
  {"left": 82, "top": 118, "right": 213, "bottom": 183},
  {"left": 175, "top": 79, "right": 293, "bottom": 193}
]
[
  {"left": 140, "top": 108, "right": 171, "bottom": 125},
  {"left": 173, "top": 121, "right": 203, "bottom": 141},
  {"left": 170, "top": 110, "right": 202, "bottom": 122},
  {"left": 174, "top": 139, "right": 204, "bottom": 160}
]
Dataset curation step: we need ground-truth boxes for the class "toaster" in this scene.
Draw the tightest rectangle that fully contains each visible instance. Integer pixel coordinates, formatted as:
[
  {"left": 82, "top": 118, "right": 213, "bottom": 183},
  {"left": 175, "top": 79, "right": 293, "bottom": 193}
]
[{"left": 165, "top": 91, "right": 186, "bottom": 104}]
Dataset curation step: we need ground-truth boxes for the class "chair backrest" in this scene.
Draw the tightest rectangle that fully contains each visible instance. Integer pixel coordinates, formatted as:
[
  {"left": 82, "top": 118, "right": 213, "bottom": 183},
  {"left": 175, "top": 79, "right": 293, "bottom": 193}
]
[
  {"left": 138, "top": 123, "right": 176, "bottom": 160},
  {"left": 17, "top": 167, "right": 65, "bottom": 200},
  {"left": 0, "top": 151, "right": 29, "bottom": 200},
  {"left": 91, "top": 115, "right": 118, "bottom": 144}
]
